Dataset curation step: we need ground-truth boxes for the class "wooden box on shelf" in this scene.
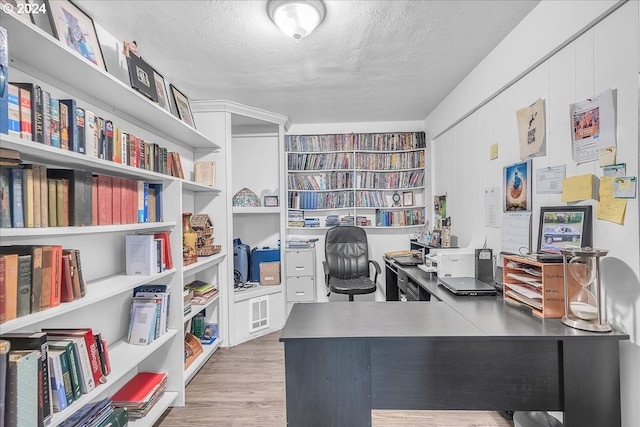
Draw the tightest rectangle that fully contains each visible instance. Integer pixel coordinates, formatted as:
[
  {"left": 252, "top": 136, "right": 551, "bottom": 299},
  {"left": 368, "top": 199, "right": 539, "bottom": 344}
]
[
  {"left": 502, "top": 255, "right": 580, "bottom": 318},
  {"left": 184, "top": 332, "right": 203, "bottom": 370}
]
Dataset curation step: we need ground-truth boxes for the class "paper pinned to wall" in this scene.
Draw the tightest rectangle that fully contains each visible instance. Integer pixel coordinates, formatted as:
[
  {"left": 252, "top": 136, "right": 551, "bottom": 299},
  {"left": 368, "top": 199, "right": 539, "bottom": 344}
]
[
  {"left": 485, "top": 187, "right": 501, "bottom": 228},
  {"left": 500, "top": 212, "right": 532, "bottom": 255},
  {"left": 561, "top": 174, "right": 598, "bottom": 202}
]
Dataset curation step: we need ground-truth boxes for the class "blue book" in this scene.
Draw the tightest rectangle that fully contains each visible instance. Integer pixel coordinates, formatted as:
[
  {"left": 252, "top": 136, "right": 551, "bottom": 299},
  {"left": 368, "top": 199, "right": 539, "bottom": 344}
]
[
  {"left": 49, "top": 99, "right": 60, "bottom": 148},
  {"left": 148, "top": 183, "right": 163, "bottom": 222},
  {"left": 0, "top": 27, "right": 7, "bottom": 135},
  {"left": 10, "top": 168, "right": 24, "bottom": 228}
]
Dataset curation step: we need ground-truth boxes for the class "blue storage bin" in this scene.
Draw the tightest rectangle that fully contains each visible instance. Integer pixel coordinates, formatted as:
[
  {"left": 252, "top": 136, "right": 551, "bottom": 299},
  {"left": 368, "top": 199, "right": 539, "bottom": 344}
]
[{"left": 250, "top": 247, "right": 280, "bottom": 283}]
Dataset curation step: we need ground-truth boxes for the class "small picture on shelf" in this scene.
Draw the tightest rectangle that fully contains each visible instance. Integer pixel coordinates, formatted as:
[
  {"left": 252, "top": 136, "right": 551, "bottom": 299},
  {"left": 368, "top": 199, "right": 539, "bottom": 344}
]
[
  {"left": 4, "top": 0, "right": 35, "bottom": 25},
  {"left": 45, "top": 0, "right": 106, "bottom": 70},
  {"left": 153, "top": 69, "right": 171, "bottom": 113},
  {"left": 402, "top": 191, "right": 413, "bottom": 207},
  {"left": 429, "top": 230, "right": 441, "bottom": 248},
  {"left": 264, "top": 195, "right": 279, "bottom": 207},
  {"left": 170, "top": 84, "right": 195, "bottom": 128}
]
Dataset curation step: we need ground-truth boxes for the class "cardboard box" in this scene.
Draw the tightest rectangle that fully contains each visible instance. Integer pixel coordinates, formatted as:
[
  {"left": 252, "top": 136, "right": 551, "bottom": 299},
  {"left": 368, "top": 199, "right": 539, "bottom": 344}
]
[{"left": 260, "top": 261, "right": 280, "bottom": 285}]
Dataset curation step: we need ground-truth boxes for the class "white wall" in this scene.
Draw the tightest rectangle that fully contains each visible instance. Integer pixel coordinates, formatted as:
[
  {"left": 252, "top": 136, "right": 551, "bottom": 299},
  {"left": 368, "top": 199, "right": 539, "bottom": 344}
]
[
  {"left": 287, "top": 121, "right": 425, "bottom": 301},
  {"left": 425, "top": 1, "right": 639, "bottom": 425}
]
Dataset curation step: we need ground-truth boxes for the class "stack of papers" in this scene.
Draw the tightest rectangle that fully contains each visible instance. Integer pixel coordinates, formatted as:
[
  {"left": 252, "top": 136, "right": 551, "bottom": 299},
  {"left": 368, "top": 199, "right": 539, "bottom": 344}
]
[{"left": 111, "top": 372, "right": 167, "bottom": 419}]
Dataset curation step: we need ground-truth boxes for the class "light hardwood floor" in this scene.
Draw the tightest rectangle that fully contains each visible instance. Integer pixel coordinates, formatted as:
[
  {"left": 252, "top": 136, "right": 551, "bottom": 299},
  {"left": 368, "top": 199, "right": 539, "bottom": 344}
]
[{"left": 157, "top": 331, "right": 514, "bottom": 427}]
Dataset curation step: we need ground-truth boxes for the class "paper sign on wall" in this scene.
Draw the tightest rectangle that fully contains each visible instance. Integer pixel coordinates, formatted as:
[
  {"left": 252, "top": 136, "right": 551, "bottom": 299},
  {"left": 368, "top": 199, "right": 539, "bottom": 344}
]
[
  {"left": 562, "top": 174, "right": 598, "bottom": 202},
  {"left": 597, "top": 176, "right": 626, "bottom": 224},
  {"left": 517, "top": 98, "right": 546, "bottom": 160}
]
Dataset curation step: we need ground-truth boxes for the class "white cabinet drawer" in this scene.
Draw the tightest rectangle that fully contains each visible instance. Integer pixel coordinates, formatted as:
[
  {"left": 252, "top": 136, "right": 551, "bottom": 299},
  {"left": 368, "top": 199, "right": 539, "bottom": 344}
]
[
  {"left": 286, "top": 250, "right": 315, "bottom": 277},
  {"left": 286, "top": 276, "right": 315, "bottom": 302}
]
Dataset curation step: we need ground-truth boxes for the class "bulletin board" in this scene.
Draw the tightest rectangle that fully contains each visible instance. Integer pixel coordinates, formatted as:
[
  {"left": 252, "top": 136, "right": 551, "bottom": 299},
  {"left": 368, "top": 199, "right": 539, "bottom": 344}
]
[{"left": 500, "top": 212, "right": 532, "bottom": 255}]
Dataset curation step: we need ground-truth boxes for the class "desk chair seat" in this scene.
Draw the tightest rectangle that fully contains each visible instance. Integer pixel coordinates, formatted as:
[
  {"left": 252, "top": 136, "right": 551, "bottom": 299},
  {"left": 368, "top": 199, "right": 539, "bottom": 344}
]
[{"left": 323, "top": 226, "right": 381, "bottom": 301}]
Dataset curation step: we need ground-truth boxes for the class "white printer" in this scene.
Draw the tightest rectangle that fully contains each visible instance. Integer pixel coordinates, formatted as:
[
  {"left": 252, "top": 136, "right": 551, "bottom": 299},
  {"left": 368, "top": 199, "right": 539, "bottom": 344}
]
[{"left": 426, "top": 249, "right": 476, "bottom": 278}]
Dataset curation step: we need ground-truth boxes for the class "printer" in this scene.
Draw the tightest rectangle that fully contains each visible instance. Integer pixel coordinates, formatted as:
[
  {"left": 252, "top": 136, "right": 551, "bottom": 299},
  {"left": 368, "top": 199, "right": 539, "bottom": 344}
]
[{"left": 426, "top": 249, "right": 476, "bottom": 278}]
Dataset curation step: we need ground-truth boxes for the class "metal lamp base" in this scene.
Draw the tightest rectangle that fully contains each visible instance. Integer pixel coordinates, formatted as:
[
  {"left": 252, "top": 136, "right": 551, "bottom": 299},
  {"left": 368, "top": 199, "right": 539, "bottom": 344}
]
[{"left": 561, "top": 316, "right": 612, "bottom": 332}]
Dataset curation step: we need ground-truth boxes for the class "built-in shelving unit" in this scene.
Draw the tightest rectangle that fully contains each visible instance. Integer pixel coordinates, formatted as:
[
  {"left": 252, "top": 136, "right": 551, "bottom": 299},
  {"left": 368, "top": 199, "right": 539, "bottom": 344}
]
[
  {"left": 286, "top": 132, "right": 427, "bottom": 229},
  {"left": 1, "top": 11, "right": 224, "bottom": 423}
]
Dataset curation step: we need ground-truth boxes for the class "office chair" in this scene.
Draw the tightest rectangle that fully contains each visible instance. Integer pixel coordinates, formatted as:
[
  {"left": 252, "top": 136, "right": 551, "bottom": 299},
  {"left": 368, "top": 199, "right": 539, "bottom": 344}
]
[{"left": 323, "top": 226, "right": 381, "bottom": 301}]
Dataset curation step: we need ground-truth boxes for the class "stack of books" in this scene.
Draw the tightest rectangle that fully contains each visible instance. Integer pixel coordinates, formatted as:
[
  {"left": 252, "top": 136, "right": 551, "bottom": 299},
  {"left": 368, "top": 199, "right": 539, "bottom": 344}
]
[
  {"left": 111, "top": 372, "right": 167, "bottom": 420},
  {"left": 184, "top": 280, "right": 218, "bottom": 305},
  {"left": 325, "top": 215, "right": 340, "bottom": 227},
  {"left": 340, "top": 215, "right": 354, "bottom": 226},
  {"left": 128, "top": 285, "right": 171, "bottom": 346},
  {"left": 288, "top": 210, "right": 304, "bottom": 227},
  {"left": 58, "top": 398, "right": 127, "bottom": 427}
]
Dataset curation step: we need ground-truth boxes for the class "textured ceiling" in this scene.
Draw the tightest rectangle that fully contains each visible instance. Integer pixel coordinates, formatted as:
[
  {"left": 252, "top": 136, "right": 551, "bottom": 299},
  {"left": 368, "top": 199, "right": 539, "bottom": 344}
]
[{"left": 74, "top": 0, "right": 539, "bottom": 125}]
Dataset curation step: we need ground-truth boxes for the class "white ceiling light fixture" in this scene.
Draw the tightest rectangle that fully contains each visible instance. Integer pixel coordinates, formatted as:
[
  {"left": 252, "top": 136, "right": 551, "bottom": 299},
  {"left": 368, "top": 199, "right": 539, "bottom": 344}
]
[{"left": 267, "top": 0, "right": 326, "bottom": 40}]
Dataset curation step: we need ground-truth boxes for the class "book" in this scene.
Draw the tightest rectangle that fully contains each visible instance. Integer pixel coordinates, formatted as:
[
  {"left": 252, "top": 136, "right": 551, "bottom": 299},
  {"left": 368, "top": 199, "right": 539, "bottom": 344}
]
[
  {"left": 47, "top": 349, "right": 68, "bottom": 412},
  {"left": 104, "top": 120, "right": 114, "bottom": 161},
  {"left": 42, "top": 328, "right": 105, "bottom": 388},
  {"left": 0, "top": 253, "right": 18, "bottom": 322},
  {"left": 134, "top": 285, "right": 171, "bottom": 336},
  {"left": 75, "top": 107, "right": 86, "bottom": 154},
  {"left": 32, "top": 165, "right": 41, "bottom": 228},
  {"left": 110, "top": 371, "right": 167, "bottom": 405},
  {"left": 0, "top": 246, "right": 42, "bottom": 314},
  {"left": 59, "top": 102, "right": 69, "bottom": 150},
  {"left": 38, "top": 165, "right": 49, "bottom": 228},
  {"left": 91, "top": 175, "right": 98, "bottom": 225},
  {"left": 7, "top": 84, "right": 21, "bottom": 136},
  {"left": 10, "top": 167, "right": 25, "bottom": 228},
  {"left": 55, "top": 178, "right": 69, "bottom": 227},
  {"left": 0, "top": 168, "right": 11, "bottom": 228},
  {"left": 38, "top": 246, "right": 52, "bottom": 311},
  {"left": 16, "top": 254, "right": 32, "bottom": 317},
  {"left": 0, "top": 340, "right": 9, "bottom": 427},
  {"left": 148, "top": 183, "right": 163, "bottom": 222},
  {"left": 6, "top": 349, "right": 39, "bottom": 427},
  {"left": 0, "top": 332, "right": 52, "bottom": 427},
  {"left": 84, "top": 110, "right": 97, "bottom": 157},
  {"left": 128, "top": 300, "right": 158, "bottom": 345},
  {"left": 47, "top": 169, "right": 87, "bottom": 227},
  {"left": 60, "top": 253, "right": 74, "bottom": 303},
  {"left": 46, "top": 340, "right": 80, "bottom": 401},
  {"left": 48, "top": 245, "right": 63, "bottom": 308},
  {"left": 42, "top": 91, "right": 51, "bottom": 145},
  {"left": 97, "top": 174, "right": 112, "bottom": 225},
  {"left": 53, "top": 345, "right": 74, "bottom": 406},
  {"left": 194, "top": 161, "right": 216, "bottom": 186},
  {"left": 47, "top": 179, "right": 57, "bottom": 227},
  {"left": 125, "top": 234, "right": 156, "bottom": 275},
  {"left": 93, "top": 332, "right": 109, "bottom": 377},
  {"left": 171, "top": 152, "right": 185, "bottom": 179},
  {"left": 62, "top": 249, "right": 85, "bottom": 299},
  {"left": 153, "top": 231, "right": 173, "bottom": 270},
  {"left": 113, "top": 127, "right": 122, "bottom": 164},
  {"left": 22, "top": 166, "right": 34, "bottom": 228},
  {"left": 112, "top": 176, "right": 121, "bottom": 225},
  {"left": 17, "top": 87, "right": 32, "bottom": 140},
  {"left": 0, "top": 28, "right": 7, "bottom": 135},
  {"left": 59, "top": 99, "right": 77, "bottom": 152},
  {"left": 49, "top": 98, "right": 60, "bottom": 148}
]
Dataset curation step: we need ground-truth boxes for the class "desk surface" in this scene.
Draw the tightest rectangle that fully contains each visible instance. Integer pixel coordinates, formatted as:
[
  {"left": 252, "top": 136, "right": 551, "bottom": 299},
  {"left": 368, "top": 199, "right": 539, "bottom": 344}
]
[{"left": 281, "top": 262, "right": 628, "bottom": 342}]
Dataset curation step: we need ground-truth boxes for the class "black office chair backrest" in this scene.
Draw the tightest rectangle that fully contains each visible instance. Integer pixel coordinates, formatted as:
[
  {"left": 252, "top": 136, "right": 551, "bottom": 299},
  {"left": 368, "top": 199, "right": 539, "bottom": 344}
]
[{"left": 325, "top": 226, "right": 370, "bottom": 280}]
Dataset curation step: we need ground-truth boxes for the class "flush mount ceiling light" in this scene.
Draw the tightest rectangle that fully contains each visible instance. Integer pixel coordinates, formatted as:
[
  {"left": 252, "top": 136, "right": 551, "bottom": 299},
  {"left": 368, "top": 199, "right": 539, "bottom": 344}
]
[{"left": 267, "top": 0, "right": 326, "bottom": 40}]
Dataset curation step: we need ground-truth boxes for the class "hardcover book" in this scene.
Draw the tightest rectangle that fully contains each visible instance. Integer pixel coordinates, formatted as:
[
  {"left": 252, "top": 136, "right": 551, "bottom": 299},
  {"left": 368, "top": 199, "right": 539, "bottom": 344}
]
[
  {"left": 0, "top": 168, "right": 11, "bottom": 228},
  {"left": 75, "top": 107, "right": 85, "bottom": 154},
  {"left": 0, "top": 246, "right": 42, "bottom": 314},
  {"left": 59, "top": 102, "right": 69, "bottom": 150},
  {"left": 46, "top": 340, "right": 80, "bottom": 401},
  {"left": 6, "top": 349, "right": 39, "bottom": 427},
  {"left": 17, "top": 87, "right": 32, "bottom": 140},
  {"left": 0, "top": 27, "right": 7, "bottom": 135},
  {"left": 10, "top": 168, "right": 24, "bottom": 228},
  {"left": 13, "top": 83, "right": 43, "bottom": 143},
  {"left": 49, "top": 98, "right": 60, "bottom": 148},
  {"left": 0, "top": 340, "right": 8, "bottom": 427},
  {"left": 47, "top": 169, "right": 87, "bottom": 227},
  {"left": 0, "top": 253, "right": 18, "bottom": 322},
  {"left": 84, "top": 110, "right": 97, "bottom": 157},
  {"left": 47, "top": 349, "right": 68, "bottom": 412},
  {"left": 7, "top": 84, "right": 21, "bottom": 136},
  {"left": 16, "top": 254, "right": 31, "bottom": 318},
  {"left": 21, "top": 166, "right": 34, "bottom": 228},
  {"left": 59, "top": 100, "right": 77, "bottom": 152},
  {"left": 42, "top": 91, "right": 51, "bottom": 145}
]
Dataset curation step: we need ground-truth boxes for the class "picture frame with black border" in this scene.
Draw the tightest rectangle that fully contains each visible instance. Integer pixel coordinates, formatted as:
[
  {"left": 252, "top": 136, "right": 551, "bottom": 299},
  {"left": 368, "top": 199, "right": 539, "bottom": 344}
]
[
  {"left": 402, "top": 191, "right": 413, "bottom": 206},
  {"left": 170, "top": 84, "right": 195, "bottom": 128},
  {"left": 537, "top": 205, "right": 592, "bottom": 254},
  {"left": 264, "top": 195, "right": 279, "bottom": 207},
  {"left": 152, "top": 69, "right": 171, "bottom": 113},
  {"left": 45, "top": 0, "right": 106, "bottom": 70}
]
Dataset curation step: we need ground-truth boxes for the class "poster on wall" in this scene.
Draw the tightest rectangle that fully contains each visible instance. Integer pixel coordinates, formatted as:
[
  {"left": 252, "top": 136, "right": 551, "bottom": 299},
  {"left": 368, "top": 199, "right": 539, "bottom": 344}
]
[
  {"left": 516, "top": 98, "right": 546, "bottom": 160},
  {"left": 503, "top": 160, "right": 532, "bottom": 212},
  {"left": 570, "top": 88, "right": 616, "bottom": 164}
]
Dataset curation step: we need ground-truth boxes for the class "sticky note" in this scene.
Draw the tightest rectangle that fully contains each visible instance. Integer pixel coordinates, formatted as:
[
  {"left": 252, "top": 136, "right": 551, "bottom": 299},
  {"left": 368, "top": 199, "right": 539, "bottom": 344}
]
[
  {"left": 490, "top": 144, "right": 498, "bottom": 160},
  {"left": 562, "top": 174, "right": 597, "bottom": 202},
  {"left": 598, "top": 146, "right": 616, "bottom": 167}
]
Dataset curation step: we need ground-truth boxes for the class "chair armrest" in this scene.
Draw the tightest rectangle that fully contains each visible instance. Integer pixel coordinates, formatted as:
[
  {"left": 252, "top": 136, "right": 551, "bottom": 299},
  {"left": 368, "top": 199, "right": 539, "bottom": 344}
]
[
  {"left": 322, "top": 261, "right": 330, "bottom": 286},
  {"left": 369, "top": 260, "right": 381, "bottom": 284}
]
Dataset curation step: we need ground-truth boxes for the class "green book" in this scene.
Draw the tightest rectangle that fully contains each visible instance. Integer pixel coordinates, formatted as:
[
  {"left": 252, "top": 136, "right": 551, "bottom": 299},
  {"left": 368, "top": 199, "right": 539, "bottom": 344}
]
[
  {"left": 97, "top": 407, "right": 129, "bottom": 427},
  {"left": 47, "top": 340, "right": 81, "bottom": 400}
]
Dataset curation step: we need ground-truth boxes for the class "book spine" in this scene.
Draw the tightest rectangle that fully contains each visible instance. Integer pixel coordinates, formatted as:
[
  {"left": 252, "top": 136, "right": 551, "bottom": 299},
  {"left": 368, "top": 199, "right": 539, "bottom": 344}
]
[
  {"left": 55, "top": 348, "right": 74, "bottom": 405},
  {"left": 0, "top": 168, "right": 10, "bottom": 228},
  {"left": 39, "top": 165, "right": 48, "bottom": 228},
  {"left": 1, "top": 255, "right": 17, "bottom": 322},
  {"left": 59, "top": 100, "right": 77, "bottom": 152},
  {"left": 0, "top": 340, "right": 8, "bottom": 427},
  {"left": 16, "top": 255, "right": 31, "bottom": 317},
  {"left": 22, "top": 167, "right": 34, "bottom": 228},
  {"left": 49, "top": 98, "right": 60, "bottom": 148},
  {"left": 42, "top": 91, "right": 51, "bottom": 145},
  {"left": 32, "top": 85, "right": 44, "bottom": 143},
  {"left": 0, "top": 256, "right": 5, "bottom": 323},
  {"left": 30, "top": 247, "right": 43, "bottom": 314},
  {"left": 83, "top": 171, "right": 93, "bottom": 226},
  {"left": 47, "top": 179, "right": 57, "bottom": 227},
  {"left": 49, "top": 246, "right": 62, "bottom": 308},
  {"left": 39, "top": 246, "right": 52, "bottom": 311},
  {"left": 76, "top": 107, "right": 85, "bottom": 154},
  {"left": 59, "top": 102, "right": 69, "bottom": 150},
  {"left": 105, "top": 120, "right": 114, "bottom": 161},
  {"left": 7, "top": 84, "right": 20, "bottom": 136},
  {"left": 18, "top": 87, "right": 33, "bottom": 140},
  {"left": 84, "top": 110, "right": 97, "bottom": 157},
  {"left": 10, "top": 168, "right": 24, "bottom": 228},
  {"left": 48, "top": 351, "right": 67, "bottom": 412},
  {"left": 32, "top": 166, "right": 41, "bottom": 228}
]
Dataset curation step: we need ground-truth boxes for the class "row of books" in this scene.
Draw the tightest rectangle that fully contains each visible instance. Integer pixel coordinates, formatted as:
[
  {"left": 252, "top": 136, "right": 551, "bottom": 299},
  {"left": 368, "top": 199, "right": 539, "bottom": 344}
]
[
  {"left": 326, "top": 215, "right": 355, "bottom": 227},
  {"left": 287, "top": 152, "right": 354, "bottom": 170},
  {"left": 355, "top": 150, "right": 425, "bottom": 170},
  {"left": 288, "top": 190, "right": 355, "bottom": 210},
  {"left": 356, "top": 170, "right": 425, "bottom": 189},
  {"left": 125, "top": 232, "right": 174, "bottom": 277},
  {"left": 375, "top": 208, "right": 425, "bottom": 227},
  {"left": 0, "top": 246, "right": 86, "bottom": 324},
  {"left": 58, "top": 398, "right": 127, "bottom": 427},
  {"left": 110, "top": 371, "right": 167, "bottom": 420},
  {"left": 287, "top": 171, "right": 353, "bottom": 191},
  {"left": 5, "top": 82, "right": 186, "bottom": 178},
  {"left": 0, "top": 165, "right": 164, "bottom": 228},
  {"left": 285, "top": 132, "right": 426, "bottom": 152},
  {"left": 0, "top": 329, "right": 111, "bottom": 426},
  {"left": 128, "top": 284, "right": 171, "bottom": 346},
  {"left": 355, "top": 190, "right": 389, "bottom": 208},
  {"left": 185, "top": 279, "right": 219, "bottom": 306}
]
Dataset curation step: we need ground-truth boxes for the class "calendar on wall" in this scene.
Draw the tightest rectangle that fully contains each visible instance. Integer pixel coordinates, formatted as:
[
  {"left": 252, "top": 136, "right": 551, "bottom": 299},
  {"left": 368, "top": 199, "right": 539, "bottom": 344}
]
[{"left": 500, "top": 212, "right": 532, "bottom": 255}]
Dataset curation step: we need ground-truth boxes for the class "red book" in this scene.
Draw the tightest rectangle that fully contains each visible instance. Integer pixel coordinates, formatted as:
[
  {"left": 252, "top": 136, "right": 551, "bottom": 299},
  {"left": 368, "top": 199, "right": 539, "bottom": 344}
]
[
  {"left": 97, "top": 175, "right": 113, "bottom": 225},
  {"left": 0, "top": 255, "right": 6, "bottom": 323},
  {"left": 120, "top": 177, "right": 127, "bottom": 224},
  {"left": 112, "top": 176, "right": 121, "bottom": 225},
  {"left": 49, "top": 245, "right": 63, "bottom": 307},
  {"left": 18, "top": 87, "right": 32, "bottom": 140},
  {"left": 153, "top": 231, "right": 173, "bottom": 270},
  {"left": 42, "top": 328, "right": 106, "bottom": 387},
  {"left": 111, "top": 372, "right": 166, "bottom": 404}
]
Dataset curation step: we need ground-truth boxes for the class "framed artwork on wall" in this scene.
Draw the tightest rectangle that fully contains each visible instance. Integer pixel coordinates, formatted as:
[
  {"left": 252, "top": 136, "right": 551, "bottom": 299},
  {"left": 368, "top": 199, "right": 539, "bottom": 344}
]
[
  {"left": 45, "top": 0, "right": 106, "bottom": 70},
  {"left": 264, "top": 195, "right": 279, "bottom": 207},
  {"left": 503, "top": 159, "right": 532, "bottom": 212}
]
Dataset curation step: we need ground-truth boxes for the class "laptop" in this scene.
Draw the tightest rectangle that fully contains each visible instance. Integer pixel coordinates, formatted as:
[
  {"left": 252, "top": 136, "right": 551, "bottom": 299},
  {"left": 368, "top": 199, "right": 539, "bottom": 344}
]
[
  {"left": 438, "top": 276, "right": 497, "bottom": 296},
  {"left": 393, "top": 256, "right": 423, "bottom": 266}
]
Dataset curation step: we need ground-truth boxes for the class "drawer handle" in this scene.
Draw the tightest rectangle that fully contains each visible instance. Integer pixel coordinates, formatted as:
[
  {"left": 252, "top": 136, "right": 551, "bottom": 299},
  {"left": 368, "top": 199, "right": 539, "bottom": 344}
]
[
  {"left": 296, "top": 292, "right": 305, "bottom": 296},
  {"left": 295, "top": 266, "right": 304, "bottom": 270}
]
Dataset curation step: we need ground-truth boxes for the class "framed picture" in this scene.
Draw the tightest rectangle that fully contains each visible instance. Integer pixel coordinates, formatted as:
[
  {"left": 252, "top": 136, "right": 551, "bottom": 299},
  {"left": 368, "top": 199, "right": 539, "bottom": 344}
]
[
  {"left": 537, "top": 205, "right": 592, "bottom": 254},
  {"left": 402, "top": 191, "right": 413, "bottom": 206},
  {"left": 153, "top": 70, "right": 171, "bottom": 113},
  {"left": 170, "top": 84, "right": 195, "bottom": 128},
  {"left": 264, "top": 195, "right": 279, "bottom": 207},
  {"left": 429, "top": 230, "right": 441, "bottom": 248},
  {"left": 94, "top": 22, "right": 129, "bottom": 84},
  {"left": 45, "top": 0, "right": 106, "bottom": 70},
  {"left": 503, "top": 159, "right": 532, "bottom": 212}
]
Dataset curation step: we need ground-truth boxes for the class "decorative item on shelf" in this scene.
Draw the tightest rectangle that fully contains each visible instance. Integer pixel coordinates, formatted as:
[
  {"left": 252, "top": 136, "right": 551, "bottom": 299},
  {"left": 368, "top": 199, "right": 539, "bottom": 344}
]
[
  {"left": 182, "top": 212, "right": 198, "bottom": 266},
  {"left": 560, "top": 247, "right": 611, "bottom": 332},
  {"left": 391, "top": 192, "right": 401, "bottom": 207},
  {"left": 402, "top": 191, "right": 413, "bottom": 207},
  {"left": 122, "top": 41, "right": 158, "bottom": 102},
  {"left": 190, "top": 213, "right": 221, "bottom": 256},
  {"left": 194, "top": 161, "right": 216, "bottom": 186},
  {"left": 232, "top": 188, "right": 261, "bottom": 207},
  {"left": 264, "top": 195, "right": 279, "bottom": 207},
  {"left": 183, "top": 332, "right": 203, "bottom": 369},
  {"left": 429, "top": 230, "right": 441, "bottom": 248},
  {"left": 169, "top": 84, "right": 195, "bottom": 128}
]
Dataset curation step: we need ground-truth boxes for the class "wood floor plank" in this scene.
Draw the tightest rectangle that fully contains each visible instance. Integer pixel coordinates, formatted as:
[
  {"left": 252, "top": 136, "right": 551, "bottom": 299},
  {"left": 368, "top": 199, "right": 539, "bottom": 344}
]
[{"left": 156, "top": 331, "right": 514, "bottom": 427}]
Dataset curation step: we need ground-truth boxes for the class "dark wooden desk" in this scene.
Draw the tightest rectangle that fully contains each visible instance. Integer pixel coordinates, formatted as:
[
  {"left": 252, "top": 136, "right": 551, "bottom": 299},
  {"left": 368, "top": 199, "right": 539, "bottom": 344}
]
[{"left": 280, "top": 262, "right": 629, "bottom": 427}]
